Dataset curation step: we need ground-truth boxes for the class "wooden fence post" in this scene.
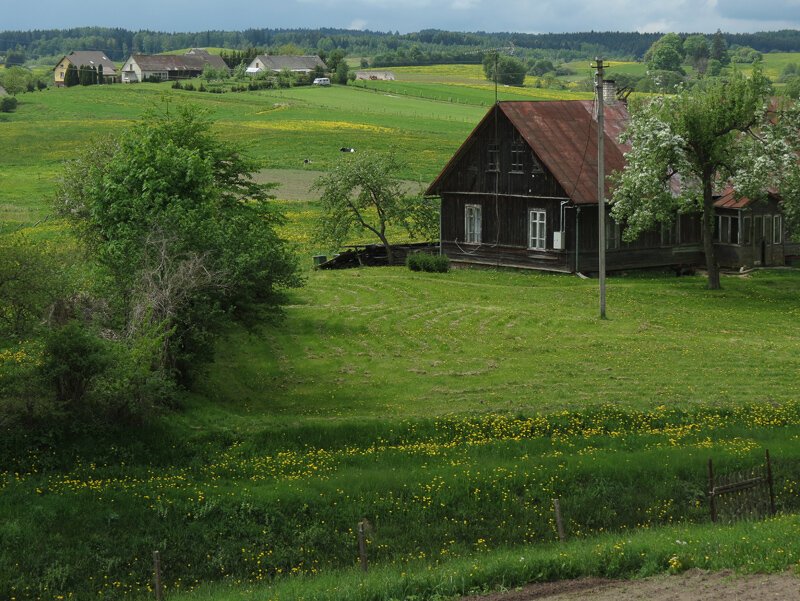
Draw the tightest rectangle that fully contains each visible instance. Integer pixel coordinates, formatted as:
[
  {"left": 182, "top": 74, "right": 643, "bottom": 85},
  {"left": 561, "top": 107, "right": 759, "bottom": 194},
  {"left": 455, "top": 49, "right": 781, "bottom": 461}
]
[
  {"left": 357, "top": 520, "right": 368, "bottom": 572},
  {"left": 766, "top": 449, "right": 776, "bottom": 516},
  {"left": 153, "top": 550, "right": 163, "bottom": 601},
  {"left": 708, "top": 458, "right": 717, "bottom": 523},
  {"left": 553, "top": 498, "right": 566, "bottom": 542}
]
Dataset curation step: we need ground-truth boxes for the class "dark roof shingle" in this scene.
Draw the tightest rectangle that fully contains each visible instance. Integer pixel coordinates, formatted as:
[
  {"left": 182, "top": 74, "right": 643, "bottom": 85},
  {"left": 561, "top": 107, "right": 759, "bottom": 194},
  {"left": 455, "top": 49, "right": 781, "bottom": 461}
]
[
  {"left": 61, "top": 51, "right": 118, "bottom": 75},
  {"left": 427, "top": 100, "right": 630, "bottom": 205}
]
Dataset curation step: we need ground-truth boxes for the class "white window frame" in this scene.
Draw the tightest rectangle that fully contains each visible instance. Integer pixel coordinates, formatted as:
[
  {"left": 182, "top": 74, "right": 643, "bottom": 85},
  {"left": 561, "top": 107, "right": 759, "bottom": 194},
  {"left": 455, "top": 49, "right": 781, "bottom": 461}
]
[
  {"left": 660, "top": 221, "right": 674, "bottom": 247},
  {"left": 528, "top": 209, "right": 546, "bottom": 250},
  {"left": 607, "top": 217, "right": 621, "bottom": 249},
  {"left": 487, "top": 144, "right": 499, "bottom": 172},
  {"left": 774, "top": 215, "right": 782, "bottom": 244},
  {"left": 716, "top": 215, "right": 739, "bottom": 244},
  {"left": 741, "top": 215, "right": 751, "bottom": 245},
  {"left": 465, "top": 204, "right": 482, "bottom": 244},
  {"left": 510, "top": 132, "right": 525, "bottom": 173}
]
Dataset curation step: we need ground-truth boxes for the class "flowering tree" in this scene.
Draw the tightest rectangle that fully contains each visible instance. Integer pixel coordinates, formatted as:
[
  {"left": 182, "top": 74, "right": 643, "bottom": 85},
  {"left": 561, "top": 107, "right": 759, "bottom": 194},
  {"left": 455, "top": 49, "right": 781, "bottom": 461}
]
[
  {"left": 611, "top": 70, "right": 800, "bottom": 289},
  {"left": 314, "top": 151, "right": 438, "bottom": 265}
]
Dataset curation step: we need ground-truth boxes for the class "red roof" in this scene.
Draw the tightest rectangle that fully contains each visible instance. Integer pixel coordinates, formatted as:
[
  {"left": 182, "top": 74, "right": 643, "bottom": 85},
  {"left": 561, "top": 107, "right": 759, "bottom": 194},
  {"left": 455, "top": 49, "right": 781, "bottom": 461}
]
[
  {"left": 427, "top": 100, "right": 630, "bottom": 205},
  {"left": 714, "top": 187, "right": 753, "bottom": 209},
  {"left": 714, "top": 186, "right": 781, "bottom": 209}
]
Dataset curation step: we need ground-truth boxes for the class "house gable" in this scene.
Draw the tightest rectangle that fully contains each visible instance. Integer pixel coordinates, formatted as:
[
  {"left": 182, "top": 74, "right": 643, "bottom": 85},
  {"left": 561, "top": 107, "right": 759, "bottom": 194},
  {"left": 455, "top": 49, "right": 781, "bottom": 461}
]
[
  {"left": 427, "top": 103, "right": 567, "bottom": 200},
  {"left": 54, "top": 51, "right": 118, "bottom": 85},
  {"left": 427, "top": 101, "right": 629, "bottom": 205},
  {"left": 247, "top": 55, "right": 327, "bottom": 73}
]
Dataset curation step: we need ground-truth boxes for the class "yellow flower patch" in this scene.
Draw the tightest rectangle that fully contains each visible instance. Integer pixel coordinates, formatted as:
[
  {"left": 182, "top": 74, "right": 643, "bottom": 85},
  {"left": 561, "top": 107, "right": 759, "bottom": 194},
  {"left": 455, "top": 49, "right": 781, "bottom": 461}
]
[{"left": 230, "top": 120, "right": 396, "bottom": 134}]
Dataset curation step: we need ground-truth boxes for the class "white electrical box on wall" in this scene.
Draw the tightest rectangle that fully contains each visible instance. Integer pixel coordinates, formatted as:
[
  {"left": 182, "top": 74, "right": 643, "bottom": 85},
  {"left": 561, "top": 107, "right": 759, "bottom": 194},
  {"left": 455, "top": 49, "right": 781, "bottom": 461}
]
[{"left": 553, "top": 231, "right": 564, "bottom": 250}]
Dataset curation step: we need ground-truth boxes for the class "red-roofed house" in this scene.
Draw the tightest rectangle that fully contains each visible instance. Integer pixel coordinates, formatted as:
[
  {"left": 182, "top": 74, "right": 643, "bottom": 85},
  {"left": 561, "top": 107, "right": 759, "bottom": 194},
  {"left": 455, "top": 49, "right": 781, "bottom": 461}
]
[{"left": 426, "top": 100, "right": 798, "bottom": 272}]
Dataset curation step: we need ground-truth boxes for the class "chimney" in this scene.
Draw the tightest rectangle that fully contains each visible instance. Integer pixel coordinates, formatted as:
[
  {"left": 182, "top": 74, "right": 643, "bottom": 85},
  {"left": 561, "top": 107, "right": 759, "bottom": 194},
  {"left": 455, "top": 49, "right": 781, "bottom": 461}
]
[{"left": 603, "top": 80, "right": 617, "bottom": 106}]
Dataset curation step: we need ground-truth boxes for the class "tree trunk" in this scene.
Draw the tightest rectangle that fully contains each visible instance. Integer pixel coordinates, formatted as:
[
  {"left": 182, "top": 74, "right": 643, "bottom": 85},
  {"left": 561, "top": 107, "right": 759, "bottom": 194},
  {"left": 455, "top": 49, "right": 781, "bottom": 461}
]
[
  {"left": 376, "top": 233, "right": 394, "bottom": 265},
  {"left": 702, "top": 174, "right": 721, "bottom": 290}
]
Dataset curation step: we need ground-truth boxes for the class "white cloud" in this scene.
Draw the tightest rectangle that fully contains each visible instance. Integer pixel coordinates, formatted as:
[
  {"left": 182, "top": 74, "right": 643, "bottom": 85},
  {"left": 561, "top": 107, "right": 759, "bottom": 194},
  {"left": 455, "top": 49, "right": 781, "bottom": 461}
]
[
  {"left": 636, "top": 20, "right": 673, "bottom": 33},
  {"left": 450, "top": 0, "right": 480, "bottom": 9},
  {"left": 348, "top": 19, "right": 369, "bottom": 30},
  {"left": 5, "top": 0, "right": 800, "bottom": 37}
]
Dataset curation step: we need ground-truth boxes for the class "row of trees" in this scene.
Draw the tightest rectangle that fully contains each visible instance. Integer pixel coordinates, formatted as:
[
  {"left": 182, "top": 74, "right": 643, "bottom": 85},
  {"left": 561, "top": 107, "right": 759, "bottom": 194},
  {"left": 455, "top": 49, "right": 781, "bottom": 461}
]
[
  {"left": 5, "top": 27, "right": 800, "bottom": 65},
  {"left": 62, "top": 63, "right": 108, "bottom": 86}
]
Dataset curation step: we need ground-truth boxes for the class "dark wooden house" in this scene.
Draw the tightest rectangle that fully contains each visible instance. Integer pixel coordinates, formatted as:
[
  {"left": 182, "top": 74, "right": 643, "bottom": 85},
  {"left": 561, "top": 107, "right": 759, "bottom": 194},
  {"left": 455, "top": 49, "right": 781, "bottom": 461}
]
[
  {"left": 713, "top": 188, "right": 800, "bottom": 268},
  {"left": 426, "top": 101, "right": 798, "bottom": 272}
]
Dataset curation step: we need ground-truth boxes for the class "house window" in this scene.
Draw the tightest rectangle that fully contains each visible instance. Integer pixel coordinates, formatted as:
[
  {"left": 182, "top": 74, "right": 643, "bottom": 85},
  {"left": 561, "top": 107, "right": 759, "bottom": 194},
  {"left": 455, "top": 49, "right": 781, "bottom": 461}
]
[
  {"left": 487, "top": 144, "right": 499, "bottom": 172},
  {"left": 530, "top": 153, "right": 544, "bottom": 174},
  {"left": 754, "top": 216, "right": 762, "bottom": 241},
  {"left": 465, "top": 204, "right": 482, "bottom": 244},
  {"left": 716, "top": 215, "right": 739, "bottom": 244},
  {"left": 764, "top": 215, "right": 773, "bottom": 244},
  {"left": 606, "top": 217, "right": 620, "bottom": 249},
  {"left": 661, "top": 220, "right": 675, "bottom": 246},
  {"left": 741, "top": 216, "right": 751, "bottom": 245},
  {"left": 529, "top": 209, "right": 546, "bottom": 250},
  {"left": 511, "top": 133, "right": 524, "bottom": 172},
  {"left": 773, "top": 215, "right": 782, "bottom": 244}
]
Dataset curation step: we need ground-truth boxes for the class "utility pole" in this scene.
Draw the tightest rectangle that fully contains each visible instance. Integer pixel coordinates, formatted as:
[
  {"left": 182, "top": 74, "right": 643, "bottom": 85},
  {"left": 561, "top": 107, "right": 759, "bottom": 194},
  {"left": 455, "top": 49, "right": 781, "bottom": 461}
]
[{"left": 593, "top": 57, "right": 607, "bottom": 320}]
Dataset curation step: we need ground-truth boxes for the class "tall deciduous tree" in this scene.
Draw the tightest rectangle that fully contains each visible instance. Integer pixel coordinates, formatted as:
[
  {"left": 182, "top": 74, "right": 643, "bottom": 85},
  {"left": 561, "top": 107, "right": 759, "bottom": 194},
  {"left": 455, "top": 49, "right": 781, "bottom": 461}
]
[
  {"left": 483, "top": 53, "right": 527, "bottom": 86},
  {"left": 683, "top": 34, "right": 710, "bottom": 72},
  {"left": 55, "top": 104, "right": 301, "bottom": 380},
  {"left": 313, "top": 151, "right": 438, "bottom": 265},
  {"left": 610, "top": 69, "right": 800, "bottom": 290},
  {"left": 644, "top": 33, "right": 685, "bottom": 74}
]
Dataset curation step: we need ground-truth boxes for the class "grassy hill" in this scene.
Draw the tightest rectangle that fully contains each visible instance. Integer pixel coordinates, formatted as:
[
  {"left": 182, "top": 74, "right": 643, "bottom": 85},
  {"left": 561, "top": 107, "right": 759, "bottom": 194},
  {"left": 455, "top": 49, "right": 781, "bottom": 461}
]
[
  {"left": 2, "top": 68, "right": 800, "bottom": 601},
  {"left": 0, "top": 81, "right": 487, "bottom": 232}
]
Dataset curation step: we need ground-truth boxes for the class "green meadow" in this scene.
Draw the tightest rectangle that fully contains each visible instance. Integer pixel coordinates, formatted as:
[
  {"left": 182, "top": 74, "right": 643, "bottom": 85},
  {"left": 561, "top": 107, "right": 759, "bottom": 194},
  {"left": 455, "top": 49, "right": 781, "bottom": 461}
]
[
  {"left": 0, "top": 81, "right": 484, "bottom": 230},
  {"left": 1, "top": 68, "right": 800, "bottom": 601}
]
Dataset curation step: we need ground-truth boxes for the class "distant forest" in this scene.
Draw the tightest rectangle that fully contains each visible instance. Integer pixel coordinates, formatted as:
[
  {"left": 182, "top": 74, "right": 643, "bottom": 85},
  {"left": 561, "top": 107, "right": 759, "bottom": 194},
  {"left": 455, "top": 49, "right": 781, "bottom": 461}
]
[{"left": 3, "top": 27, "right": 800, "bottom": 66}]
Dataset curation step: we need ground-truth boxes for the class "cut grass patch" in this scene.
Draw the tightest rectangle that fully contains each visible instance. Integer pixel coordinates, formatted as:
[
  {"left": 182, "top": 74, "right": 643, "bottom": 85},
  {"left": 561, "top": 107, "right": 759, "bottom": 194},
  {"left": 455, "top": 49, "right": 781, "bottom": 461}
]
[{"left": 194, "top": 268, "right": 800, "bottom": 421}]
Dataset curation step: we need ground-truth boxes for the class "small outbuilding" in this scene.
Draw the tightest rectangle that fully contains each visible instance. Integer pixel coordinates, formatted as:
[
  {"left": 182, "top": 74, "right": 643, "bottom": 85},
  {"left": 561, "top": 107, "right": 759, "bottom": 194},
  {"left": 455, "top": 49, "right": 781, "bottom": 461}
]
[
  {"left": 246, "top": 55, "right": 327, "bottom": 75},
  {"left": 121, "top": 49, "right": 228, "bottom": 83}
]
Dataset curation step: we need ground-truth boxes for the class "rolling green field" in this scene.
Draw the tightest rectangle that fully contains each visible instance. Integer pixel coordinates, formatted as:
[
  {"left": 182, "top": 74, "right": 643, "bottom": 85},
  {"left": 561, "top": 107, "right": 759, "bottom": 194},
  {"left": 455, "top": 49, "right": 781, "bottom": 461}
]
[
  {"left": 0, "top": 81, "right": 484, "bottom": 231},
  {"left": 2, "top": 67, "right": 800, "bottom": 601}
]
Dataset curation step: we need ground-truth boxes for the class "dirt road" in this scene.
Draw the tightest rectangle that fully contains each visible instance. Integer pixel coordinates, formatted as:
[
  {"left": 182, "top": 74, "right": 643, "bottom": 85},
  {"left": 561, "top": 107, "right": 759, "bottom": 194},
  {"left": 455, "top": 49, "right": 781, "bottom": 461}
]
[{"left": 468, "top": 569, "right": 800, "bottom": 600}]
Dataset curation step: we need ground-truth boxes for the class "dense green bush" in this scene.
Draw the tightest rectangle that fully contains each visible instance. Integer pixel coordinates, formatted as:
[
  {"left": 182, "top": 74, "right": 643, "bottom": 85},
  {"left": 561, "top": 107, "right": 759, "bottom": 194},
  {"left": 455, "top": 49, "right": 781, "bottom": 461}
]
[
  {"left": 55, "top": 105, "right": 301, "bottom": 384},
  {"left": 407, "top": 252, "right": 450, "bottom": 272},
  {"left": 0, "top": 96, "right": 18, "bottom": 112}
]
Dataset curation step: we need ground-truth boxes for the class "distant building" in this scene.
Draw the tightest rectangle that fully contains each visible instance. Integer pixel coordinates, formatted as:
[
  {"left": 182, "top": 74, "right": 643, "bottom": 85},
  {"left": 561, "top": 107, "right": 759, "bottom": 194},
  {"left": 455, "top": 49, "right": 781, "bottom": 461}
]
[
  {"left": 355, "top": 70, "right": 396, "bottom": 81},
  {"left": 121, "top": 49, "right": 228, "bottom": 83},
  {"left": 246, "top": 55, "right": 327, "bottom": 75},
  {"left": 54, "top": 51, "right": 119, "bottom": 86}
]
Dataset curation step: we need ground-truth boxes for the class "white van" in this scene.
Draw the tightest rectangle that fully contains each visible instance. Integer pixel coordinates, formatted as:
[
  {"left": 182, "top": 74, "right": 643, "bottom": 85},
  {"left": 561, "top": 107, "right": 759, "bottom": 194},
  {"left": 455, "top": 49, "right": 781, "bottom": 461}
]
[{"left": 313, "top": 77, "right": 331, "bottom": 86}]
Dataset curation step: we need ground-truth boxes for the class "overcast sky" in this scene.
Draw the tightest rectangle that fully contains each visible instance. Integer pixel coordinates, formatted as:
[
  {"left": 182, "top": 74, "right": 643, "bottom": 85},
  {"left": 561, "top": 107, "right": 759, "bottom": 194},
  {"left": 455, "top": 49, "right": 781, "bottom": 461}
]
[{"left": 5, "top": 0, "right": 800, "bottom": 34}]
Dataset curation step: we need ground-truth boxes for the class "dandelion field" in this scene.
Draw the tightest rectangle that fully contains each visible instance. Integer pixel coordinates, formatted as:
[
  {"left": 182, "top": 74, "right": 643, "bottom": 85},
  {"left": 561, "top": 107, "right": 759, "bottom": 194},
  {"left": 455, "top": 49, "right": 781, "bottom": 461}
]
[
  {"left": 4, "top": 268, "right": 800, "bottom": 600},
  {"left": 2, "top": 69, "right": 800, "bottom": 600}
]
